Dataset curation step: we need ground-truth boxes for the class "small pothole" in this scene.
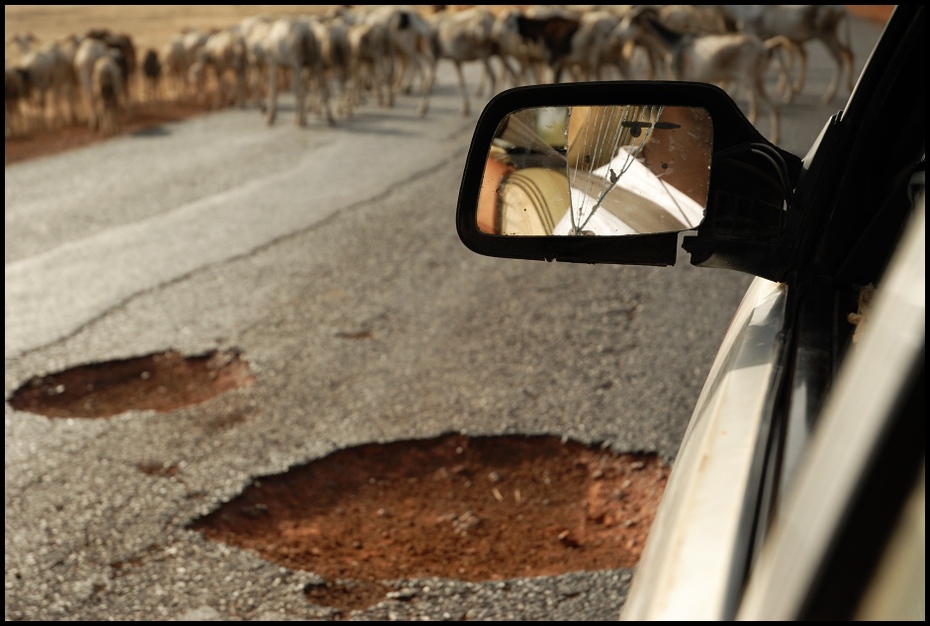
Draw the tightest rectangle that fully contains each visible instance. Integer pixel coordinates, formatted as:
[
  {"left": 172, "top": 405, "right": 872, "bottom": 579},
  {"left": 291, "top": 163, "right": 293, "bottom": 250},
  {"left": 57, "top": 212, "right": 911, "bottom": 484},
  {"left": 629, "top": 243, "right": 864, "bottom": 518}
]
[
  {"left": 187, "top": 433, "right": 669, "bottom": 614},
  {"left": 8, "top": 349, "right": 253, "bottom": 418}
]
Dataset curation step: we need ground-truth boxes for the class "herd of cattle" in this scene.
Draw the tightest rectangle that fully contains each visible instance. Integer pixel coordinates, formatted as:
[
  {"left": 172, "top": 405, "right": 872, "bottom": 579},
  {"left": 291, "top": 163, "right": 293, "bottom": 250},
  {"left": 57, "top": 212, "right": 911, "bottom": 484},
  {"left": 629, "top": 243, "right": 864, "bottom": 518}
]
[{"left": 5, "top": 5, "right": 855, "bottom": 143}]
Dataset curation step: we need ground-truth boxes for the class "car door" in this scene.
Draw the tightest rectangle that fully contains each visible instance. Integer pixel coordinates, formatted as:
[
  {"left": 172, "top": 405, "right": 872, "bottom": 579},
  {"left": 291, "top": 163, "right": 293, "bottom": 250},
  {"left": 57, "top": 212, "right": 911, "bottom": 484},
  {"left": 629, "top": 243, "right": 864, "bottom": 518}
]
[
  {"left": 624, "top": 5, "right": 925, "bottom": 619},
  {"left": 453, "top": 5, "right": 924, "bottom": 620}
]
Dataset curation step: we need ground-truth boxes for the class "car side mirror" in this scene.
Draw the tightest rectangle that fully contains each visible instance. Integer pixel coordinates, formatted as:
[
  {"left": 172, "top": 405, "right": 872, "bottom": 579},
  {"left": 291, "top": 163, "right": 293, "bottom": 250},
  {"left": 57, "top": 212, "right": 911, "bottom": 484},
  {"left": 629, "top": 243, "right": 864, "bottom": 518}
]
[{"left": 457, "top": 82, "right": 803, "bottom": 274}]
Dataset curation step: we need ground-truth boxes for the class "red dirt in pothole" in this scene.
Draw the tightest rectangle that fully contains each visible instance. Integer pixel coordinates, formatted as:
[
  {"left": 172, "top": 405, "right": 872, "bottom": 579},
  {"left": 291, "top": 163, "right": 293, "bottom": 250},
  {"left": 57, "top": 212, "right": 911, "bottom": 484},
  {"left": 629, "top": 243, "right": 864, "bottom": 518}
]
[
  {"left": 8, "top": 349, "right": 254, "bottom": 418},
  {"left": 188, "top": 433, "right": 669, "bottom": 614}
]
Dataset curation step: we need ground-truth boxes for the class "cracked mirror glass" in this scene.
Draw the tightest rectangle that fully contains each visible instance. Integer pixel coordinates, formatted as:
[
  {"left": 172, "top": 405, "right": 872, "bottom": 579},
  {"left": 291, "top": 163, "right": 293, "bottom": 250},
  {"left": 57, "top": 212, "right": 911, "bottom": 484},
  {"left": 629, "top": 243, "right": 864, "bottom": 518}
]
[{"left": 477, "top": 106, "right": 712, "bottom": 236}]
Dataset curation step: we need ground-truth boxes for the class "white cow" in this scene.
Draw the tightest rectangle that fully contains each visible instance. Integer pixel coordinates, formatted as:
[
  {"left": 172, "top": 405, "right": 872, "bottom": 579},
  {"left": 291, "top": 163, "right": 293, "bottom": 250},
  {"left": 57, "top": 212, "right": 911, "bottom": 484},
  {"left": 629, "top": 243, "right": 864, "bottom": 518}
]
[
  {"left": 162, "top": 29, "right": 209, "bottom": 102},
  {"left": 615, "top": 8, "right": 792, "bottom": 143},
  {"left": 657, "top": 6, "right": 736, "bottom": 36},
  {"left": 193, "top": 28, "right": 249, "bottom": 109},
  {"left": 720, "top": 5, "right": 853, "bottom": 103},
  {"left": 263, "top": 17, "right": 333, "bottom": 127},
  {"left": 347, "top": 18, "right": 394, "bottom": 110},
  {"left": 5, "top": 66, "right": 30, "bottom": 137},
  {"left": 310, "top": 15, "right": 355, "bottom": 118},
  {"left": 557, "top": 10, "right": 630, "bottom": 82},
  {"left": 239, "top": 15, "right": 276, "bottom": 111},
  {"left": 5, "top": 32, "right": 40, "bottom": 67},
  {"left": 91, "top": 51, "right": 124, "bottom": 135},
  {"left": 15, "top": 40, "right": 79, "bottom": 130},
  {"left": 431, "top": 7, "right": 519, "bottom": 116},
  {"left": 73, "top": 36, "right": 112, "bottom": 130},
  {"left": 364, "top": 6, "right": 437, "bottom": 117}
]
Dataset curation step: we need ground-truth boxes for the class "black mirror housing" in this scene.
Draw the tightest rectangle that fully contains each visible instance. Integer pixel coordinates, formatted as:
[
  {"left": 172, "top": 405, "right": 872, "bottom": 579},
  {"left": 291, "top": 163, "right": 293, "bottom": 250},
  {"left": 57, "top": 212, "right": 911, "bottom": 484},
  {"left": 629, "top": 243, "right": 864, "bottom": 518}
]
[{"left": 456, "top": 81, "right": 803, "bottom": 273}]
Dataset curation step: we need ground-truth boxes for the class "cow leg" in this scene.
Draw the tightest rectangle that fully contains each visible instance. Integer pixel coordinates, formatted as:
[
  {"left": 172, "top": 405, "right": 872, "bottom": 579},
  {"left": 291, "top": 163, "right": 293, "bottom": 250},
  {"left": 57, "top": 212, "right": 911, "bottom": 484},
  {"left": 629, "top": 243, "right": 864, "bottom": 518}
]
[
  {"left": 311, "top": 62, "right": 335, "bottom": 126},
  {"left": 752, "top": 69, "right": 780, "bottom": 144},
  {"left": 414, "top": 57, "right": 435, "bottom": 117},
  {"left": 481, "top": 57, "right": 497, "bottom": 96},
  {"left": 292, "top": 65, "right": 307, "bottom": 127},
  {"left": 792, "top": 45, "right": 809, "bottom": 100},
  {"left": 820, "top": 38, "right": 854, "bottom": 104},
  {"left": 266, "top": 61, "right": 278, "bottom": 125},
  {"left": 453, "top": 61, "right": 470, "bottom": 116},
  {"left": 498, "top": 56, "right": 521, "bottom": 89}
]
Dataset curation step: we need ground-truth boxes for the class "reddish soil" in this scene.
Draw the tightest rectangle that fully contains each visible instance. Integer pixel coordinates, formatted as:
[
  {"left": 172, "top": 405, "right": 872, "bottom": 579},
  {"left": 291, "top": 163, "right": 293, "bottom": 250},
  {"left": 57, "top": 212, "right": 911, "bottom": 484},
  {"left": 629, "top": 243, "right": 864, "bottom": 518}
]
[
  {"left": 8, "top": 350, "right": 254, "bottom": 418},
  {"left": 188, "top": 433, "right": 669, "bottom": 614},
  {"left": 845, "top": 5, "right": 895, "bottom": 23},
  {"left": 5, "top": 99, "right": 214, "bottom": 167}
]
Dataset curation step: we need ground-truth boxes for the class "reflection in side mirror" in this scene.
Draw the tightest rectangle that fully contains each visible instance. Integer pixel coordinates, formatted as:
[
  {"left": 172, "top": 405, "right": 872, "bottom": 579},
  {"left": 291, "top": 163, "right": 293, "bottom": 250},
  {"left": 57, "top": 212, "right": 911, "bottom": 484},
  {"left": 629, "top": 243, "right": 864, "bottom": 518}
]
[{"left": 477, "top": 106, "right": 713, "bottom": 236}]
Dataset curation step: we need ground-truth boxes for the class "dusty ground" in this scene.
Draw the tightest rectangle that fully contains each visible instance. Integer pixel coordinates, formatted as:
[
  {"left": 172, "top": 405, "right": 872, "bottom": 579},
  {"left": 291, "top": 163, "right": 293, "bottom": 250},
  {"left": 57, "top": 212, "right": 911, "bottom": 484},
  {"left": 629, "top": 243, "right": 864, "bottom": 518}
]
[{"left": 5, "top": 99, "right": 214, "bottom": 166}]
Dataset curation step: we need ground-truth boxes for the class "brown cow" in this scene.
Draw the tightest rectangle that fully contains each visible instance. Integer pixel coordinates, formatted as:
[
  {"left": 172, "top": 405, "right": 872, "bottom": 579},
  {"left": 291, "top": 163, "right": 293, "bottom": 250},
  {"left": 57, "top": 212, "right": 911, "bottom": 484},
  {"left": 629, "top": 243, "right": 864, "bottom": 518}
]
[{"left": 513, "top": 12, "right": 581, "bottom": 83}]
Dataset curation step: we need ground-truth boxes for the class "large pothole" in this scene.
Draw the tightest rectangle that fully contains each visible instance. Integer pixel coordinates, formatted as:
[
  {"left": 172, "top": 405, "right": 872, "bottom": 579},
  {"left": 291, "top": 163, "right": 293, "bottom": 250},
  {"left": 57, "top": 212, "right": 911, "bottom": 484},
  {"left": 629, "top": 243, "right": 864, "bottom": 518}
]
[
  {"left": 188, "top": 433, "right": 669, "bottom": 614},
  {"left": 8, "top": 349, "right": 253, "bottom": 418}
]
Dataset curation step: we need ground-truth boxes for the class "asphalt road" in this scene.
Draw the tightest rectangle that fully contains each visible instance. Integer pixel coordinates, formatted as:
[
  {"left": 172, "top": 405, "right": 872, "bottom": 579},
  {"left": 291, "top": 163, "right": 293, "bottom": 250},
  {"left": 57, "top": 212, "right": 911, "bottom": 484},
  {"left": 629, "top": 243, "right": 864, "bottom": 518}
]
[{"left": 5, "top": 15, "right": 884, "bottom": 621}]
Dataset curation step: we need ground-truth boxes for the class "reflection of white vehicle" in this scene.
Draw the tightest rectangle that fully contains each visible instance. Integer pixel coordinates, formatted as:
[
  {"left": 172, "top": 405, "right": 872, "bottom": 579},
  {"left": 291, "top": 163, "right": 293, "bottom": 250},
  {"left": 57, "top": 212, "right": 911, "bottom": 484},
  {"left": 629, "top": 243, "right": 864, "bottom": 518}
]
[{"left": 554, "top": 147, "right": 705, "bottom": 235}]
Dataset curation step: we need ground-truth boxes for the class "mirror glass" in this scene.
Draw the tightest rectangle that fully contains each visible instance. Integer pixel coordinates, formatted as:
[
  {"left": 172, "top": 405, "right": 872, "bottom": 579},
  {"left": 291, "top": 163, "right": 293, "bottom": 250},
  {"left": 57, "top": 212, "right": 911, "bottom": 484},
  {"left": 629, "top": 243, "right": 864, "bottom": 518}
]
[{"left": 477, "top": 106, "right": 713, "bottom": 236}]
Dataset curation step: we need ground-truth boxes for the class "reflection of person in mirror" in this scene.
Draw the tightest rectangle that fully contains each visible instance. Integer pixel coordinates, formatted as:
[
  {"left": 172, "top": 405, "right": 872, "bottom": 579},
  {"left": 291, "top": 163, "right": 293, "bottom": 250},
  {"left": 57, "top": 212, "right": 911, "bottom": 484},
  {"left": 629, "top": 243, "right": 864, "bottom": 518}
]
[{"left": 478, "top": 105, "right": 712, "bottom": 236}]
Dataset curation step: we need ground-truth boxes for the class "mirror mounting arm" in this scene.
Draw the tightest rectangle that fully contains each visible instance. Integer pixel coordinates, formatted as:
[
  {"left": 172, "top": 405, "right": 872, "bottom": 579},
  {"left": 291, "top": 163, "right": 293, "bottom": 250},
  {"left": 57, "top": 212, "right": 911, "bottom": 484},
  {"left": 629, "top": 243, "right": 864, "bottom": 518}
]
[{"left": 684, "top": 142, "right": 802, "bottom": 281}]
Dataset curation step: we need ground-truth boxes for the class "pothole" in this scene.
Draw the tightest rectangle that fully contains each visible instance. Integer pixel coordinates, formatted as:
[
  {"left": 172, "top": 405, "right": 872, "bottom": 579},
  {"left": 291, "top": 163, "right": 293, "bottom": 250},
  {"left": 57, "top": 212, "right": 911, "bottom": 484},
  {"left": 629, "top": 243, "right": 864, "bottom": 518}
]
[
  {"left": 187, "top": 433, "right": 669, "bottom": 614},
  {"left": 8, "top": 349, "right": 253, "bottom": 418}
]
